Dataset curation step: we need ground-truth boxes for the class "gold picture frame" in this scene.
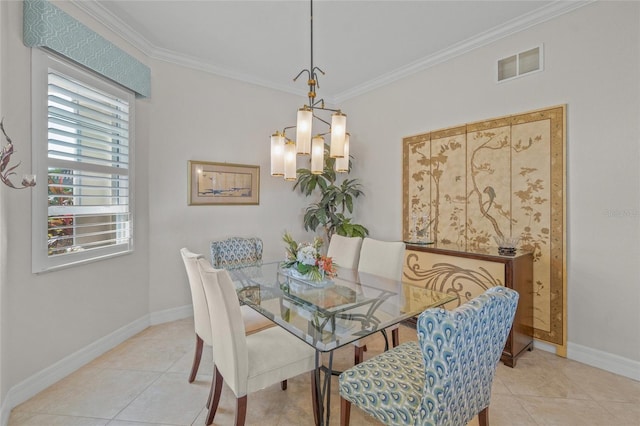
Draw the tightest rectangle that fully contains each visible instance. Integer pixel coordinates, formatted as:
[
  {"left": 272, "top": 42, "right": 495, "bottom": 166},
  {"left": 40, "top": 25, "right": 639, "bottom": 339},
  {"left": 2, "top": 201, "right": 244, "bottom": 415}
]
[{"left": 188, "top": 161, "right": 260, "bottom": 205}]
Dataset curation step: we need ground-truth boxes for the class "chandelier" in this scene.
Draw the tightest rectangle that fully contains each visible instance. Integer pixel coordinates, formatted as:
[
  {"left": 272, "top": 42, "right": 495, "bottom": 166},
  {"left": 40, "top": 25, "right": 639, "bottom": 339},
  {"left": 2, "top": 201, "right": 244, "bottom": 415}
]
[{"left": 270, "top": 0, "right": 349, "bottom": 180}]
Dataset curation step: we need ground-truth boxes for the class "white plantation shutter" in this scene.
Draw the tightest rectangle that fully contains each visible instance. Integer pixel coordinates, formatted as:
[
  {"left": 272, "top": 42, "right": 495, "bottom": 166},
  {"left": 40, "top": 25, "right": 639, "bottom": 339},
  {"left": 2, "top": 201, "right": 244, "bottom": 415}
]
[{"left": 32, "top": 51, "right": 135, "bottom": 272}]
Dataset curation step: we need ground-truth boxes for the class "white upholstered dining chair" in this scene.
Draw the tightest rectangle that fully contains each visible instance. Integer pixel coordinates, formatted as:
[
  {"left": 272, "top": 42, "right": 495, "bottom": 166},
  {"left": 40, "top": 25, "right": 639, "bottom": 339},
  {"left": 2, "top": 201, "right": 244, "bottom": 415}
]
[
  {"left": 326, "top": 234, "right": 363, "bottom": 270},
  {"left": 196, "top": 258, "right": 317, "bottom": 426},
  {"left": 352, "top": 237, "right": 406, "bottom": 364},
  {"left": 180, "top": 248, "right": 274, "bottom": 383}
]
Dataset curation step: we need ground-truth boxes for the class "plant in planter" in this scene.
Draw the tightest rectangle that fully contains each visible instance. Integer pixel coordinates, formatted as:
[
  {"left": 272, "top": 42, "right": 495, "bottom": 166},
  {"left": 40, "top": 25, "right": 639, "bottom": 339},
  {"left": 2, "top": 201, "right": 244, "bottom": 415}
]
[{"left": 293, "top": 148, "right": 368, "bottom": 241}]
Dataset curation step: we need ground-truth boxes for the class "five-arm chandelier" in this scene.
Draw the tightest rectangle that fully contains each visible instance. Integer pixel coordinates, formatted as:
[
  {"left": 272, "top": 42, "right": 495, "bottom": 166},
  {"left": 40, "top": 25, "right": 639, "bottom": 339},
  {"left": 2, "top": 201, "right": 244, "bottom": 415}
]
[{"left": 270, "top": 0, "right": 349, "bottom": 180}]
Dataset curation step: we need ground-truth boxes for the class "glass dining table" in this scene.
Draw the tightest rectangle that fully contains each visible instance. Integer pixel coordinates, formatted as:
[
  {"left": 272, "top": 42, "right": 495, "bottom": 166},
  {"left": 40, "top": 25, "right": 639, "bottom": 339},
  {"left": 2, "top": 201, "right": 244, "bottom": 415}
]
[{"left": 228, "top": 261, "right": 455, "bottom": 426}]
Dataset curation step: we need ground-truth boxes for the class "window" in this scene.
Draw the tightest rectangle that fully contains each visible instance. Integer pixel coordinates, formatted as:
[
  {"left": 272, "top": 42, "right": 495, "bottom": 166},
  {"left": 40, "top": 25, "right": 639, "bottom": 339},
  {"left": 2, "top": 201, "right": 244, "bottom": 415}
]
[{"left": 32, "top": 50, "right": 134, "bottom": 272}]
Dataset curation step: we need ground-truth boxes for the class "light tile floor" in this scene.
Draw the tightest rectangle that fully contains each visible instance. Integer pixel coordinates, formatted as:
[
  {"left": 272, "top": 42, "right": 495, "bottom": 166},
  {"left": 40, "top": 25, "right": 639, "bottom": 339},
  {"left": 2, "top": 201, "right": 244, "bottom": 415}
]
[{"left": 9, "top": 318, "right": 640, "bottom": 426}]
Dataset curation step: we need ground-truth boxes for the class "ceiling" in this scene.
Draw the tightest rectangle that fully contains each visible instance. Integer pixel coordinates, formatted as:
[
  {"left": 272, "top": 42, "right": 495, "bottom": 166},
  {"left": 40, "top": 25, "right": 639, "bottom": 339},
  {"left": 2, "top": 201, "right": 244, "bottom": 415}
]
[{"left": 75, "top": 1, "right": 586, "bottom": 102}]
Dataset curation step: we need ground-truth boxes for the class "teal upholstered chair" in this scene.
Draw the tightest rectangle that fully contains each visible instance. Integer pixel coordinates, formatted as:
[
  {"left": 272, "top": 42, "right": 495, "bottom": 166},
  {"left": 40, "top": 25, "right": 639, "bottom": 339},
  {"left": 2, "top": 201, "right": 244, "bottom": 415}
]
[
  {"left": 210, "top": 237, "right": 263, "bottom": 270},
  {"left": 338, "top": 286, "right": 519, "bottom": 426}
]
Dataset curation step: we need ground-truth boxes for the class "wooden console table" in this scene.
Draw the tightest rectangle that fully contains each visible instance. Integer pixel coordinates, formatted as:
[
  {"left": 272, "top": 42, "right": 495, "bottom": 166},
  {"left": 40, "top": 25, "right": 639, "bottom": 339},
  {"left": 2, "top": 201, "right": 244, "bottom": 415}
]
[{"left": 403, "top": 243, "right": 534, "bottom": 367}]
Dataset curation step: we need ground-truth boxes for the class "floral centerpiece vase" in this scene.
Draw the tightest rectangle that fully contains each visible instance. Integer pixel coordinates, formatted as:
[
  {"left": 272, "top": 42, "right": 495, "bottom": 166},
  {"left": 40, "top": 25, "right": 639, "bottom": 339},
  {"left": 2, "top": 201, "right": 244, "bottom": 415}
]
[{"left": 281, "top": 233, "right": 336, "bottom": 286}]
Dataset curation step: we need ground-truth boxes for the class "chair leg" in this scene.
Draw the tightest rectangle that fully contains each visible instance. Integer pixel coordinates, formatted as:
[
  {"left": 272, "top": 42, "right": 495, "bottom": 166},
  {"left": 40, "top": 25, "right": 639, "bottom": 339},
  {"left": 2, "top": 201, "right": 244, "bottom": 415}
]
[
  {"left": 235, "top": 395, "right": 248, "bottom": 426},
  {"left": 340, "top": 396, "right": 351, "bottom": 426},
  {"left": 206, "top": 376, "right": 212, "bottom": 409},
  {"left": 188, "top": 335, "right": 204, "bottom": 383},
  {"left": 206, "top": 366, "right": 224, "bottom": 425},
  {"left": 478, "top": 406, "right": 489, "bottom": 426},
  {"left": 354, "top": 346, "right": 365, "bottom": 365},
  {"left": 310, "top": 370, "right": 319, "bottom": 426},
  {"left": 281, "top": 380, "right": 287, "bottom": 390},
  {"left": 392, "top": 328, "right": 400, "bottom": 347}
]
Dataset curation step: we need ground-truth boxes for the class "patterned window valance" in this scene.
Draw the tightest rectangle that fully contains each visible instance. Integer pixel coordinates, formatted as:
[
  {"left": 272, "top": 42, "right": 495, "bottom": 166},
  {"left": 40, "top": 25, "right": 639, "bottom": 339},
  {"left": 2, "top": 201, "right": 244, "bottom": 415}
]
[{"left": 23, "top": 0, "right": 151, "bottom": 98}]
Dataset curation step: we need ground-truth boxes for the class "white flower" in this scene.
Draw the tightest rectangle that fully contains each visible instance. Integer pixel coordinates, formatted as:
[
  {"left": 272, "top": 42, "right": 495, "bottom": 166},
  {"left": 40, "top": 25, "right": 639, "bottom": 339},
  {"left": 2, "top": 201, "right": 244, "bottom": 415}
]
[{"left": 296, "top": 244, "right": 317, "bottom": 265}]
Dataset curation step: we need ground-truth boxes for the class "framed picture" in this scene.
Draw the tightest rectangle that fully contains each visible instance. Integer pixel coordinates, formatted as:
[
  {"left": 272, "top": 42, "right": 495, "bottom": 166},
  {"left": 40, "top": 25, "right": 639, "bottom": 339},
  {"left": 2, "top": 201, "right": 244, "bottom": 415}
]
[{"left": 188, "top": 161, "right": 260, "bottom": 205}]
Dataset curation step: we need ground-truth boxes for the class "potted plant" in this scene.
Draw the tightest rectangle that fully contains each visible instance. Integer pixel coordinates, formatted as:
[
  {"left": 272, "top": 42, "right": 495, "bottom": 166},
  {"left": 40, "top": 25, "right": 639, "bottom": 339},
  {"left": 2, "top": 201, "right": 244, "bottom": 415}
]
[{"left": 293, "top": 147, "right": 369, "bottom": 241}]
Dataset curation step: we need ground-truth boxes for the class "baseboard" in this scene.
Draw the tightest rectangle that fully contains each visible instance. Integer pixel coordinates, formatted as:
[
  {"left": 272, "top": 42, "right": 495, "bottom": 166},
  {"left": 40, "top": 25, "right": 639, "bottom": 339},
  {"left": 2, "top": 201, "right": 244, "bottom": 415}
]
[
  {"left": 567, "top": 342, "right": 640, "bottom": 381},
  {"left": 149, "top": 304, "right": 192, "bottom": 325},
  {"left": 0, "top": 305, "right": 193, "bottom": 426},
  {"left": 533, "top": 339, "right": 639, "bottom": 381},
  {"left": 533, "top": 339, "right": 558, "bottom": 354}
]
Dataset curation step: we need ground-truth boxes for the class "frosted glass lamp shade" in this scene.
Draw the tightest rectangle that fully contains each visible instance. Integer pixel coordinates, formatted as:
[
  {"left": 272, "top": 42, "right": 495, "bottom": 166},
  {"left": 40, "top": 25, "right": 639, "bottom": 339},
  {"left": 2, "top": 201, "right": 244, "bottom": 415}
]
[
  {"left": 270, "top": 132, "right": 285, "bottom": 176},
  {"left": 296, "top": 107, "right": 312, "bottom": 155},
  {"left": 284, "top": 141, "right": 297, "bottom": 181},
  {"left": 330, "top": 112, "right": 347, "bottom": 158},
  {"left": 311, "top": 135, "right": 325, "bottom": 175},
  {"left": 335, "top": 133, "right": 350, "bottom": 173}
]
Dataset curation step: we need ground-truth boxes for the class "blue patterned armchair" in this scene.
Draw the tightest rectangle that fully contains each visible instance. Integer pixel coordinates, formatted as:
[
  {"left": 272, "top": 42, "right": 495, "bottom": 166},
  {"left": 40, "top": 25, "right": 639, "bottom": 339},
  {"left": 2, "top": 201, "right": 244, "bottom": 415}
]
[
  {"left": 210, "top": 237, "right": 263, "bottom": 270},
  {"left": 338, "top": 286, "right": 519, "bottom": 426}
]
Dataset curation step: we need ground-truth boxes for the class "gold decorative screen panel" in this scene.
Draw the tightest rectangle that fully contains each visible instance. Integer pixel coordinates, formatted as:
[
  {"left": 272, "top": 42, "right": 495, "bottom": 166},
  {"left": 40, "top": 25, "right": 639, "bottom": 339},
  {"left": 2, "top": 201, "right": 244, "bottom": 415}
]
[{"left": 402, "top": 105, "right": 566, "bottom": 347}]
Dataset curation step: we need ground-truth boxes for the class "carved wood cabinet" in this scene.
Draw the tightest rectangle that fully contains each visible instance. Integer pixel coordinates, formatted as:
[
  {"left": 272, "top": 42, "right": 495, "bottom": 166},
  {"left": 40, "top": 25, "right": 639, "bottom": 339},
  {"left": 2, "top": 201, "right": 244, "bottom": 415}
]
[{"left": 403, "top": 243, "right": 534, "bottom": 367}]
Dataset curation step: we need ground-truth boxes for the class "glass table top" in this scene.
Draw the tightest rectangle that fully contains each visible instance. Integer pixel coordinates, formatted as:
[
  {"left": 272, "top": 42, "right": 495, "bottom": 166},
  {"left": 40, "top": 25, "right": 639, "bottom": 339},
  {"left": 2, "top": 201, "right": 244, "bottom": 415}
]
[{"left": 228, "top": 262, "right": 456, "bottom": 352}]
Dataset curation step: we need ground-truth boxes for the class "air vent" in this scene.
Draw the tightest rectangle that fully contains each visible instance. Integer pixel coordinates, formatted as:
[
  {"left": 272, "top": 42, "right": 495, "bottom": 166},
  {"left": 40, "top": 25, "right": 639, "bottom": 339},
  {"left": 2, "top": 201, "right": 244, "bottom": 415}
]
[{"left": 497, "top": 45, "right": 543, "bottom": 82}]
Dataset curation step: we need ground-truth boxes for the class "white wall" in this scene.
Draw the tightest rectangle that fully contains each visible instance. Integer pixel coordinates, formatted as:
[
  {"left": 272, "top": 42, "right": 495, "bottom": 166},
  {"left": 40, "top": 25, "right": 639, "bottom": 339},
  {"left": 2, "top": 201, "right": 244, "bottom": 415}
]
[
  {"left": 145, "top": 59, "right": 313, "bottom": 314},
  {"left": 0, "top": 0, "right": 7, "bottom": 406},
  {"left": 343, "top": 1, "right": 640, "bottom": 369},
  {"left": 0, "top": 2, "right": 316, "bottom": 415},
  {"left": 0, "top": 0, "right": 152, "bottom": 412}
]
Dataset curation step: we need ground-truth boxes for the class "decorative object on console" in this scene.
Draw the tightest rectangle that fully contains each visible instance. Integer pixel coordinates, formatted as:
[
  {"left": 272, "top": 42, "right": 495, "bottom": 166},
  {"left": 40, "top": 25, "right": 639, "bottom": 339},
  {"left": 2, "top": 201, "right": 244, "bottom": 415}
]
[
  {"left": 270, "top": 0, "right": 349, "bottom": 180},
  {"left": 405, "top": 212, "right": 432, "bottom": 245},
  {"left": 0, "top": 119, "right": 36, "bottom": 189},
  {"left": 282, "top": 232, "right": 336, "bottom": 282},
  {"left": 494, "top": 235, "right": 520, "bottom": 256}
]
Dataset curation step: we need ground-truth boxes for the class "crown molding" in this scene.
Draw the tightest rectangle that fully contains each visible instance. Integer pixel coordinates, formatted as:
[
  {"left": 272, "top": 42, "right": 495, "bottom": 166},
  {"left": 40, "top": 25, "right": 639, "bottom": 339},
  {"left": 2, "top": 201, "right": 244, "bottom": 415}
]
[
  {"left": 71, "top": 0, "right": 156, "bottom": 56},
  {"left": 72, "top": 0, "right": 593, "bottom": 104},
  {"left": 333, "top": 0, "right": 594, "bottom": 103},
  {"left": 150, "top": 46, "right": 308, "bottom": 98},
  {"left": 71, "top": 0, "right": 307, "bottom": 98}
]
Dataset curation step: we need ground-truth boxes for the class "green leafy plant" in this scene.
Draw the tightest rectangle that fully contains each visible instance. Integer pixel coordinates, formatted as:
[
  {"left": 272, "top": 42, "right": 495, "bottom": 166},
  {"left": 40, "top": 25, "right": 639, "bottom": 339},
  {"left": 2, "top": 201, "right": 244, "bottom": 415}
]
[{"left": 293, "top": 147, "right": 368, "bottom": 241}]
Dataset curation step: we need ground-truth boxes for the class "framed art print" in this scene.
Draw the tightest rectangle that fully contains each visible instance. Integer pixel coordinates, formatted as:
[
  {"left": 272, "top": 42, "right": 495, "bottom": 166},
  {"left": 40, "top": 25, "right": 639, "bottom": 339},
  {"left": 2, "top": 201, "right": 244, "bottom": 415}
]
[{"left": 188, "top": 161, "right": 260, "bottom": 205}]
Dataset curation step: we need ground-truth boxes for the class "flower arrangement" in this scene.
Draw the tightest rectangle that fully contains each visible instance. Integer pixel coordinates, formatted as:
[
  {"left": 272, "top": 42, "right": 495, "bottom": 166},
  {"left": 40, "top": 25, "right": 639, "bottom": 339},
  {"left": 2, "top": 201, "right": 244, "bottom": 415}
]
[
  {"left": 282, "top": 232, "right": 336, "bottom": 282},
  {"left": 0, "top": 119, "right": 36, "bottom": 189}
]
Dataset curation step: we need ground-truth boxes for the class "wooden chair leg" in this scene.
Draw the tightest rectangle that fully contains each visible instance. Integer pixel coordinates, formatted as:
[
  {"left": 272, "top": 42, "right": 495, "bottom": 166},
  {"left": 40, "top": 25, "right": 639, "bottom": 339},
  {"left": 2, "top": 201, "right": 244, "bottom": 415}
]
[
  {"left": 206, "top": 374, "right": 213, "bottom": 409},
  {"left": 206, "top": 366, "right": 224, "bottom": 425},
  {"left": 281, "top": 380, "right": 287, "bottom": 390},
  {"left": 188, "top": 334, "right": 204, "bottom": 383},
  {"left": 340, "top": 396, "right": 351, "bottom": 426},
  {"left": 392, "top": 328, "right": 400, "bottom": 347},
  {"left": 235, "top": 395, "right": 248, "bottom": 426},
  {"left": 478, "top": 406, "right": 489, "bottom": 426},
  {"left": 354, "top": 346, "right": 365, "bottom": 365},
  {"left": 310, "top": 370, "right": 319, "bottom": 426}
]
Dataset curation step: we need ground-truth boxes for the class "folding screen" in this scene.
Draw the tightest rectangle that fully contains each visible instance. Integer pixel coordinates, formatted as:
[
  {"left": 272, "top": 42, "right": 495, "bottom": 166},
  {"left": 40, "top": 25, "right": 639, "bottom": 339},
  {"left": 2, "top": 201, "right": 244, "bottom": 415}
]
[{"left": 402, "top": 105, "right": 566, "bottom": 348}]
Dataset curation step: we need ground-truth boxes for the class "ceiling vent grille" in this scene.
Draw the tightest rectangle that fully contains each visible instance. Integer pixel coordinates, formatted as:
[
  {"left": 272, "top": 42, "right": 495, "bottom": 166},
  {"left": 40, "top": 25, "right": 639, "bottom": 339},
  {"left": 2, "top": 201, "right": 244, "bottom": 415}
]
[{"left": 497, "top": 45, "right": 543, "bottom": 82}]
